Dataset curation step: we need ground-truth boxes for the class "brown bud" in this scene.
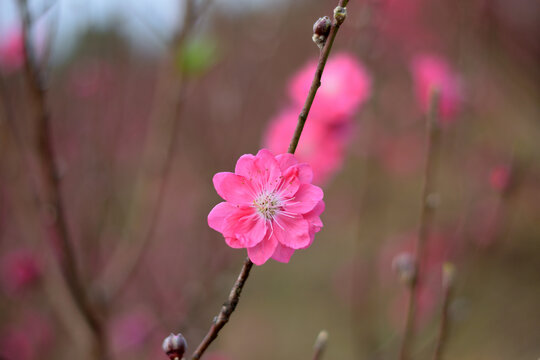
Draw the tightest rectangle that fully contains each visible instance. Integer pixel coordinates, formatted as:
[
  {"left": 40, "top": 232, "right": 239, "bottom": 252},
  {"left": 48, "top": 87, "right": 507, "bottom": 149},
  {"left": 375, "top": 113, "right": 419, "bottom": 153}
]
[
  {"left": 162, "top": 333, "right": 187, "bottom": 360},
  {"left": 392, "top": 252, "right": 417, "bottom": 286},
  {"left": 312, "top": 16, "right": 331, "bottom": 49},
  {"left": 313, "top": 16, "right": 331, "bottom": 37}
]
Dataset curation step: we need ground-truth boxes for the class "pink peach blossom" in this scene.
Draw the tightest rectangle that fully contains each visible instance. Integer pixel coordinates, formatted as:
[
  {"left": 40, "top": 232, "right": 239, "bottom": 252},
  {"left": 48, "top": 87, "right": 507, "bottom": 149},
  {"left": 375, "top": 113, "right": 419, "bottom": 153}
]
[
  {"left": 0, "top": 29, "right": 24, "bottom": 74},
  {"left": 1, "top": 249, "right": 41, "bottom": 296},
  {"left": 489, "top": 164, "right": 511, "bottom": 192},
  {"left": 208, "top": 149, "right": 324, "bottom": 265},
  {"left": 263, "top": 108, "right": 348, "bottom": 185},
  {"left": 411, "top": 53, "right": 463, "bottom": 122},
  {"left": 288, "top": 53, "right": 372, "bottom": 123}
]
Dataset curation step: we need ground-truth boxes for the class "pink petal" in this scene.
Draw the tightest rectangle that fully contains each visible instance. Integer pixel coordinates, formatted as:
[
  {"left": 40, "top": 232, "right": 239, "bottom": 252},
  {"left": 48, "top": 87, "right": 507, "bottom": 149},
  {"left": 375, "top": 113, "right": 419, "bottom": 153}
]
[
  {"left": 284, "top": 184, "right": 323, "bottom": 214},
  {"left": 252, "top": 149, "right": 282, "bottom": 191},
  {"left": 247, "top": 229, "right": 277, "bottom": 265},
  {"left": 213, "top": 172, "right": 254, "bottom": 205},
  {"left": 225, "top": 237, "right": 244, "bottom": 249},
  {"left": 272, "top": 214, "right": 310, "bottom": 249},
  {"left": 271, "top": 243, "right": 295, "bottom": 263},
  {"left": 222, "top": 208, "right": 267, "bottom": 248},
  {"left": 275, "top": 165, "right": 301, "bottom": 198},
  {"left": 275, "top": 153, "right": 298, "bottom": 171},
  {"left": 235, "top": 154, "right": 256, "bottom": 178},
  {"left": 208, "top": 202, "right": 237, "bottom": 232}
]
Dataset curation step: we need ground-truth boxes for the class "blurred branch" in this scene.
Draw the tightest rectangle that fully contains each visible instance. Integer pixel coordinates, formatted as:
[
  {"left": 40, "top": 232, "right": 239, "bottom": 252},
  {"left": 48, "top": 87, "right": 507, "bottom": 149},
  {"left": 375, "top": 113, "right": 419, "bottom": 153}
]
[
  {"left": 96, "top": 0, "right": 212, "bottom": 302},
  {"left": 399, "top": 90, "right": 442, "bottom": 360},
  {"left": 432, "top": 264, "right": 455, "bottom": 360},
  {"left": 16, "top": 0, "right": 106, "bottom": 358},
  {"left": 312, "top": 330, "right": 329, "bottom": 360},
  {"left": 190, "top": 1, "right": 350, "bottom": 359}
]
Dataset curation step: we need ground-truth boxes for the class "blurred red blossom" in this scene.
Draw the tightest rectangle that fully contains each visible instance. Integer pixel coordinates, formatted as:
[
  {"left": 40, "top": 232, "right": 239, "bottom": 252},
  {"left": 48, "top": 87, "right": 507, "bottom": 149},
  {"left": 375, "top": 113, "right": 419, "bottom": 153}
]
[
  {"left": 208, "top": 149, "right": 324, "bottom": 265},
  {"left": 1, "top": 249, "right": 42, "bottom": 297},
  {"left": 0, "top": 312, "right": 53, "bottom": 360},
  {"left": 0, "top": 28, "right": 24, "bottom": 74},
  {"left": 411, "top": 53, "right": 463, "bottom": 122},
  {"left": 489, "top": 164, "right": 511, "bottom": 192},
  {"left": 288, "top": 53, "right": 372, "bottom": 123}
]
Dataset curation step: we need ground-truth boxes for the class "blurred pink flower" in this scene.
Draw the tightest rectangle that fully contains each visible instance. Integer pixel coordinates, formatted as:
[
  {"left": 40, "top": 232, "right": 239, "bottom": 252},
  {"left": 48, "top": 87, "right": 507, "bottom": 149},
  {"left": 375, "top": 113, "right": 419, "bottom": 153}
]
[
  {"left": 288, "top": 53, "right": 372, "bottom": 123},
  {"left": 489, "top": 164, "right": 511, "bottom": 192},
  {"left": 263, "top": 109, "right": 349, "bottom": 185},
  {"left": 0, "top": 312, "right": 53, "bottom": 360},
  {"left": 0, "top": 29, "right": 24, "bottom": 74},
  {"left": 411, "top": 53, "right": 463, "bottom": 122},
  {"left": 110, "top": 309, "right": 155, "bottom": 353},
  {"left": 1, "top": 249, "right": 41, "bottom": 296},
  {"left": 208, "top": 149, "right": 324, "bottom": 265}
]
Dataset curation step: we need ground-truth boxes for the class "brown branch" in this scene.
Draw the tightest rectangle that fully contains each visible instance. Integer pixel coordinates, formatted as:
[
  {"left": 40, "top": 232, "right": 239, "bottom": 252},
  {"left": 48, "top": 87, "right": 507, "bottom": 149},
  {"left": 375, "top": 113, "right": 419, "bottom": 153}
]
[
  {"left": 399, "top": 91, "right": 442, "bottom": 360},
  {"left": 190, "top": 257, "right": 253, "bottom": 360},
  {"left": 190, "top": 2, "right": 350, "bottom": 359},
  {"left": 16, "top": 0, "right": 106, "bottom": 357}
]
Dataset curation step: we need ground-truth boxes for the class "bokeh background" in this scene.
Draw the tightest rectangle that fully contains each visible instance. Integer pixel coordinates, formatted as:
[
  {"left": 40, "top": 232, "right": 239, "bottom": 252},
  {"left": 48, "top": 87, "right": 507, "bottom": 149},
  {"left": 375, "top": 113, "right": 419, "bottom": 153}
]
[{"left": 1, "top": 0, "right": 539, "bottom": 359}]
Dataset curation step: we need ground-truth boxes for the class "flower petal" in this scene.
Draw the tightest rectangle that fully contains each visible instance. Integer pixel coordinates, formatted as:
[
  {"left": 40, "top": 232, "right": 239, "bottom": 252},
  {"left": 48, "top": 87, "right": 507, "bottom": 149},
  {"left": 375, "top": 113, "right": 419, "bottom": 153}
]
[
  {"left": 272, "top": 214, "right": 310, "bottom": 249},
  {"left": 253, "top": 149, "right": 282, "bottom": 191},
  {"left": 235, "top": 154, "right": 256, "bottom": 178},
  {"left": 275, "top": 153, "right": 298, "bottom": 172},
  {"left": 222, "top": 208, "right": 267, "bottom": 248},
  {"left": 284, "top": 184, "right": 323, "bottom": 214},
  {"left": 213, "top": 172, "right": 254, "bottom": 205},
  {"left": 208, "top": 202, "right": 237, "bottom": 232},
  {"left": 271, "top": 243, "right": 295, "bottom": 263},
  {"left": 247, "top": 228, "right": 277, "bottom": 265}
]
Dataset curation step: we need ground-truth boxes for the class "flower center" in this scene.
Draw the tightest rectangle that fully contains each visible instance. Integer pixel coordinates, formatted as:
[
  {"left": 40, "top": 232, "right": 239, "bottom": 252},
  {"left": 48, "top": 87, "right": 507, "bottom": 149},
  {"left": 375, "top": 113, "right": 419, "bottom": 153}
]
[{"left": 253, "top": 191, "right": 282, "bottom": 220}]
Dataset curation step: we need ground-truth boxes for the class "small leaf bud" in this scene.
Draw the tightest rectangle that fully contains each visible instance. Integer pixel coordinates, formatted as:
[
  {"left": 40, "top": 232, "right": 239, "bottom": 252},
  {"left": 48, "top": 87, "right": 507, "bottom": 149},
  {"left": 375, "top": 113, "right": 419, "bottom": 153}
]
[{"left": 333, "top": 6, "right": 347, "bottom": 25}]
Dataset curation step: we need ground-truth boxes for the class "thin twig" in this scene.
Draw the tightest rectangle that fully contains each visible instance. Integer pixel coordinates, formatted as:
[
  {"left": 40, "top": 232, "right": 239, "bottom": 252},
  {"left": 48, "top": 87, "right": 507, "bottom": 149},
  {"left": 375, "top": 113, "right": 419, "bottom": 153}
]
[
  {"left": 312, "top": 330, "right": 329, "bottom": 360},
  {"left": 16, "top": 0, "right": 106, "bottom": 357},
  {"left": 399, "top": 91, "right": 442, "bottom": 360},
  {"left": 190, "top": 2, "right": 350, "bottom": 359},
  {"left": 432, "top": 277, "right": 453, "bottom": 360}
]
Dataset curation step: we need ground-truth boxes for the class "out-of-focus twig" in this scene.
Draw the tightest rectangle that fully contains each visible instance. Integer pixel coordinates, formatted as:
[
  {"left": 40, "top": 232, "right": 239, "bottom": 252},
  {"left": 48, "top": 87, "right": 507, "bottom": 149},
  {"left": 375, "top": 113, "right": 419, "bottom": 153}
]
[
  {"left": 399, "top": 90, "right": 442, "bottom": 360},
  {"left": 312, "top": 330, "right": 329, "bottom": 360},
  {"left": 190, "top": 2, "right": 350, "bottom": 359},
  {"left": 97, "top": 0, "right": 212, "bottom": 302},
  {"left": 16, "top": 0, "right": 106, "bottom": 358},
  {"left": 432, "top": 263, "right": 455, "bottom": 360}
]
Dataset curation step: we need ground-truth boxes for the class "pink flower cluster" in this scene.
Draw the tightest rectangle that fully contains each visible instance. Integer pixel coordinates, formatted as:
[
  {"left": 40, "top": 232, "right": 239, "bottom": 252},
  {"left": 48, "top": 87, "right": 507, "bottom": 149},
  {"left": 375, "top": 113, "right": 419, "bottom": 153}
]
[
  {"left": 411, "top": 53, "right": 463, "bottom": 122},
  {"left": 208, "top": 149, "right": 324, "bottom": 265},
  {"left": 264, "top": 53, "right": 372, "bottom": 184}
]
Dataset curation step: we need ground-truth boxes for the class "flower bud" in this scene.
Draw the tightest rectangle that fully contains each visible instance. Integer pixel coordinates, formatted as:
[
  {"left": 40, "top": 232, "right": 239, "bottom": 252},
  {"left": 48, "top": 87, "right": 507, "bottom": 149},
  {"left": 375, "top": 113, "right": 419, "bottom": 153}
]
[
  {"left": 333, "top": 6, "right": 347, "bottom": 25},
  {"left": 392, "top": 252, "right": 417, "bottom": 286},
  {"left": 162, "top": 333, "right": 187, "bottom": 360},
  {"left": 312, "top": 16, "right": 331, "bottom": 49},
  {"left": 442, "top": 262, "right": 456, "bottom": 289}
]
